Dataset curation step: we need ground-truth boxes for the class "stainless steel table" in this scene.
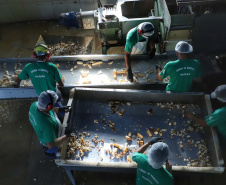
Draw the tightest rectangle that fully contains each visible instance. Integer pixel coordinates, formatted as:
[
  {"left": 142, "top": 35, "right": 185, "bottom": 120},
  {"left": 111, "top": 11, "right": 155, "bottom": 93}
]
[{"left": 56, "top": 87, "right": 224, "bottom": 185}]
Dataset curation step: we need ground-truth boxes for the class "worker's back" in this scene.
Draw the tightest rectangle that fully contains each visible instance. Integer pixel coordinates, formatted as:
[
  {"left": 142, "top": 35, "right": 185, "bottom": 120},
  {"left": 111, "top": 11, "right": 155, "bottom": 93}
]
[
  {"left": 29, "top": 101, "right": 59, "bottom": 145},
  {"left": 18, "top": 62, "right": 62, "bottom": 95},
  {"left": 132, "top": 152, "right": 174, "bottom": 185},
  {"left": 161, "top": 59, "right": 202, "bottom": 92}
]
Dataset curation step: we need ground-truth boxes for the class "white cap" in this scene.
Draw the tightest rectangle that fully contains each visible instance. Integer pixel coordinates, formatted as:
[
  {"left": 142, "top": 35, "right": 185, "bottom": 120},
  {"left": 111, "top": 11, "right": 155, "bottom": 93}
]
[
  {"left": 211, "top": 85, "right": 226, "bottom": 103},
  {"left": 147, "top": 142, "right": 169, "bottom": 169},
  {"left": 175, "top": 41, "right": 193, "bottom": 54},
  {"left": 37, "top": 90, "right": 58, "bottom": 110}
]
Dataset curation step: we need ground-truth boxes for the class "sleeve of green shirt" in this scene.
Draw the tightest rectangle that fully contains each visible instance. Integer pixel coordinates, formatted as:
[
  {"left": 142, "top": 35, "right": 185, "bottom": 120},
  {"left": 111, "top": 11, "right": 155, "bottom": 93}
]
[
  {"left": 160, "top": 63, "right": 170, "bottom": 78},
  {"left": 125, "top": 38, "right": 134, "bottom": 53},
  {"left": 132, "top": 152, "right": 141, "bottom": 162},
  {"left": 205, "top": 109, "right": 221, "bottom": 127},
  {"left": 125, "top": 29, "right": 137, "bottom": 53},
  {"left": 18, "top": 64, "right": 30, "bottom": 80},
  {"left": 52, "top": 64, "right": 62, "bottom": 82}
]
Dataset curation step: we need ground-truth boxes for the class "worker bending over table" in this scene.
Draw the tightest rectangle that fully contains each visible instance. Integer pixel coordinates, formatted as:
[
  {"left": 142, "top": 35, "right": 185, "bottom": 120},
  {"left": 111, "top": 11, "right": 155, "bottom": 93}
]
[
  {"left": 125, "top": 22, "right": 156, "bottom": 82},
  {"left": 15, "top": 44, "right": 64, "bottom": 96},
  {"left": 187, "top": 85, "right": 226, "bottom": 142},
  {"left": 132, "top": 137, "right": 174, "bottom": 185},
  {"left": 29, "top": 90, "right": 71, "bottom": 156},
  {"left": 156, "top": 41, "right": 203, "bottom": 92}
]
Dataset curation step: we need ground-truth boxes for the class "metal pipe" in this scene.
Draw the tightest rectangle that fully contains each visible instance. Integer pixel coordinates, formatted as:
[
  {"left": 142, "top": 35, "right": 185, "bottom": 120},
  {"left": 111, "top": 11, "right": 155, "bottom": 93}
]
[
  {"left": 177, "top": 0, "right": 226, "bottom": 6},
  {"left": 80, "top": 11, "right": 94, "bottom": 18}
]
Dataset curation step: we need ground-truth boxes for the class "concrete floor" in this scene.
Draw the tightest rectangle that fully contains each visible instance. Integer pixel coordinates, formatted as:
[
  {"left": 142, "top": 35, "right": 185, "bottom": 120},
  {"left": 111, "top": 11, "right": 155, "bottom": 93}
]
[
  {"left": 0, "top": 21, "right": 102, "bottom": 58},
  {"left": 0, "top": 21, "right": 226, "bottom": 185}
]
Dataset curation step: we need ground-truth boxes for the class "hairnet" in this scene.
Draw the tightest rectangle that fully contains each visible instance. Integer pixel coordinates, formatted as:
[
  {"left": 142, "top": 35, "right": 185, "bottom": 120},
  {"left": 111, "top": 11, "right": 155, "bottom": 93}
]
[
  {"left": 175, "top": 41, "right": 193, "bottom": 54},
  {"left": 147, "top": 142, "right": 169, "bottom": 169},
  {"left": 211, "top": 85, "right": 226, "bottom": 103},
  {"left": 37, "top": 90, "right": 58, "bottom": 110}
]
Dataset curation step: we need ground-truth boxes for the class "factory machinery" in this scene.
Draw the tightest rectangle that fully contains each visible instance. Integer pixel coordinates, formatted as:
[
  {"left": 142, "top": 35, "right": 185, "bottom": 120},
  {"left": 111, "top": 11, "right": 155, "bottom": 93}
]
[
  {"left": 60, "top": 0, "right": 226, "bottom": 54},
  {"left": 1, "top": 1, "right": 226, "bottom": 185}
]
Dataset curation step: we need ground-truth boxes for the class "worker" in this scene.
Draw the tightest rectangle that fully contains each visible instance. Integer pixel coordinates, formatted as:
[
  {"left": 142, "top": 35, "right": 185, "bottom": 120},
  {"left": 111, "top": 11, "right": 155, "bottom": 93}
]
[
  {"left": 156, "top": 41, "right": 203, "bottom": 92},
  {"left": 125, "top": 22, "right": 156, "bottom": 82},
  {"left": 186, "top": 85, "right": 226, "bottom": 141},
  {"left": 14, "top": 44, "right": 64, "bottom": 96},
  {"left": 29, "top": 90, "right": 71, "bottom": 156},
  {"left": 132, "top": 137, "right": 174, "bottom": 185}
]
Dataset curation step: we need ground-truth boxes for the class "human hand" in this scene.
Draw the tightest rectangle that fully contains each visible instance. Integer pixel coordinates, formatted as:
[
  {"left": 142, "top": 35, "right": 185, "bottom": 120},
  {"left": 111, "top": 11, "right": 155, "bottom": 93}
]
[
  {"left": 186, "top": 112, "right": 194, "bottom": 119},
  {"left": 155, "top": 64, "right": 161, "bottom": 72},
  {"left": 127, "top": 68, "right": 133, "bottom": 82},
  {"left": 166, "top": 160, "right": 172, "bottom": 174},
  {"left": 13, "top": 82, "right": 20, "bottom": 88},
  {"left": 65, "top": 127, "right": 73, "bottom": 138},
  {"left": 59, "top": 106, "right": 71, "bottom": 113},
  {"left": 148, "top": 137, "right": 163, "bottom": 145},
  {"left": 149, "top": 48, "right": 156, "bottom": 59}
]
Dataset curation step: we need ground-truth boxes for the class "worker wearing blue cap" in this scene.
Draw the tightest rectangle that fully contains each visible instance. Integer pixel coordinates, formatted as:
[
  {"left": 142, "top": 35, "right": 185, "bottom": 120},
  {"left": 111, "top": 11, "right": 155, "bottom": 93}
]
[
  {"left": 125, "top": 22, "right": 156, "bottom": 82},
  {"left": 14, "top": 44, "right": 64, "bottom": 96},
  {"left": 132, "top": 137, "right": 174, "bottom": 185},
  {"left": 29, "top": 90, "right": 71, "bottom": 156},
  {"left": 156, "top": 41, "right": 203, "bottom": 92}
]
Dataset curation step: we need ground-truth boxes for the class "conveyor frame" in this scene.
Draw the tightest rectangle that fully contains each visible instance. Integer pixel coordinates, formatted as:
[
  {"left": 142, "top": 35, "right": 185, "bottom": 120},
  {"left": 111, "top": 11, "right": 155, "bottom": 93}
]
[{"left": 55, "top": 87, "right": 224, "bottom": 185}]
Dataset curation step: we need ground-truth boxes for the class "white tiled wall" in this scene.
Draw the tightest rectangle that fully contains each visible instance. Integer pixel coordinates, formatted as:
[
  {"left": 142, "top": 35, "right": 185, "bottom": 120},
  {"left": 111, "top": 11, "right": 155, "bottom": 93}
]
[{"left": 0, "top": 0, "right": 117, "bottom": 23}]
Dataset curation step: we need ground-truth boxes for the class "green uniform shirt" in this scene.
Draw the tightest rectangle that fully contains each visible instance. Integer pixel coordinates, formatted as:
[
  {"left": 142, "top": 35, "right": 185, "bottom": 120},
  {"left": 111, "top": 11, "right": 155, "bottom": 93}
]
[
  {"left": 18, "top": 62, "right": 62, "bottom": 95},
  {"left": 132, "top": 152, "right": 174, "bottom": 185},
  {"left": 125, "top": 27, "right": 151, "bottom": 53},
  {"left": 205, "top": 106, "right": 226, "bottom": 140},
  {"left": 160, "top": 59, "right": 202, "bottom": 92},
  {"left": 29, "top": 101, "right": 59, "bottom": 145}
]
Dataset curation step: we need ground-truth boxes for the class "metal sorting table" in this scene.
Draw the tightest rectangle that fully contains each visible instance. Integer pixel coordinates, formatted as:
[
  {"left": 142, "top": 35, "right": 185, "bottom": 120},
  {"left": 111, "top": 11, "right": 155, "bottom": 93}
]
[
  {"left": 0, "top": 55, "right": 174, "bottom": 87},
  {"left": 56, "top": 88, "right": 224, "bottom": 185}
]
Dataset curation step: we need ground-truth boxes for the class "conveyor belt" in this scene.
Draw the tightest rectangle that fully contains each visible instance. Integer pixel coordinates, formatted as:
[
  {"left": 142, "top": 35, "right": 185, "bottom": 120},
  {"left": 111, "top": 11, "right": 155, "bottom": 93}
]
[
  {"left": 69, "top": 97, "right": 203, "bottom": 166},
  {"left": 58, "top": 88, "right": 224, "bottom": 173},
  {"left": 0, "top": 55, "right": 175, "bottom": 87}
]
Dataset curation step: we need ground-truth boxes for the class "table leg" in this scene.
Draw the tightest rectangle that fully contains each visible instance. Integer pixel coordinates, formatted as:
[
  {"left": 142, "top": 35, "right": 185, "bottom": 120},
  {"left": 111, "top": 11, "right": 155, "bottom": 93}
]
[{"left": 65, "top": 169, "right": 76, "bottom": 185}]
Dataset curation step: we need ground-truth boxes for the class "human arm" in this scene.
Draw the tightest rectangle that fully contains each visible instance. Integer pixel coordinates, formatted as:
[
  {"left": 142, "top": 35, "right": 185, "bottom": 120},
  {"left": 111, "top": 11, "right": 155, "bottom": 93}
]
[
  {"left": 166, "top": 160, "right": 173, "bottom": 175},
  {"left": 124, "top": 31, "right": 133, "bottom": 70},
  {"left": 57, "top": 79, "right": 64, "bottom": 88},
  {"left": 46, "top": 135, "right": 67, "bottom": 149},
  {"left": 53, "top": 107, "right": 59, "bottom": 113},
  {"left": 14, "top": 77, "right": 22, "bottom": 87},
  {"left": 156, "top": 69, "right": 163, "bottom": 81},
  {"left": 147, "top": 38, "right": 156, "bottom": 59},
  {"left": 45, "top": 127, "right": 72, "bottom": 149},
  {"left": 14, "top": 65, "right": 29, "bottom": 87},
  {"left": 53, "top": 106, "right": 71, "bottom": 113},
  {"left": 156, "top": 65, "right": 163, "bottom": 81},
  {"left": 135, "top": 142, "right": 150, "bottom": 153},
  {"left": 125, "top": 51, "right": 132, "bottom": 69},
  {"left": 125, "top": 51, "right": 133, "bottom": 82},
  {"left": 135, "top": 137, "right": 163, "bottom": 153},
  {"left": 124, "top": 29, "right": 137, "bottom": 82},
  {"left": 186, "top": 112, "right": 207, "bottom": 127},
  {"left": 156, "top": 62, "right": 171, "bottom": 81}
]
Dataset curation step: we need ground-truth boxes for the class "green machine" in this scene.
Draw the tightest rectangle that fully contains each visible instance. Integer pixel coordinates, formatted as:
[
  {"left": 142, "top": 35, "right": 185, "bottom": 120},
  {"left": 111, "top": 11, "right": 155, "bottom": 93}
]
[
  {"left": 60, "top": 0, "right": 226, "bottom": 54},
  {"left": 94, "top": 0, "right": 167, "bottom": 54}
]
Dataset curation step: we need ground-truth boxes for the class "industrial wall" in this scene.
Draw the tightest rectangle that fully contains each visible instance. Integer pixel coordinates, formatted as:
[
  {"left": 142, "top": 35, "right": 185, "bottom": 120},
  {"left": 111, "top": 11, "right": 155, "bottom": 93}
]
[{"left": 0, "top": 0, "right": 117, "bottom": 23}]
